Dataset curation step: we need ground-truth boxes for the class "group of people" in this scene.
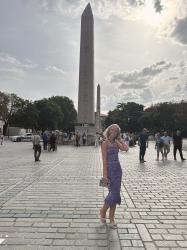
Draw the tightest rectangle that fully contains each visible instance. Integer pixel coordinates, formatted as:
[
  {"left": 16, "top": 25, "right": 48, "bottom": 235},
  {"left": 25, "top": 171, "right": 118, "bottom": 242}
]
[
  {"left": 99, "top": 124, "right": 186, "bottom": 230},
  {"left": 122, "top": 132, "right": 137, "bottom": 147},
  {"left": 32, "top": 131, "right": 58, "bottom": 162},
  {"left": 74, "top": 132, "right": 87, "bottom": 147},
  {"left": 31, "top": 124, "right": 186, "bottom": 229},
  {"left": 42, "top": 132, "right": 57, "bottom": 151},
  {"left": 138, "top": 128, "right": 186, "bottom": 163}
]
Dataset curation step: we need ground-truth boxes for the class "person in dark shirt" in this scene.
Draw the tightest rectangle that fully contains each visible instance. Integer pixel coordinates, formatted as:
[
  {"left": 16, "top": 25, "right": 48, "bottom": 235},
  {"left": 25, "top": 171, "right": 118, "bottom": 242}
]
[
  {"left": 173, "top": 130, "right": 186, "bottom": 161},
  {"left": 138, "top": 128, "right": 149, "bottom": 163}
]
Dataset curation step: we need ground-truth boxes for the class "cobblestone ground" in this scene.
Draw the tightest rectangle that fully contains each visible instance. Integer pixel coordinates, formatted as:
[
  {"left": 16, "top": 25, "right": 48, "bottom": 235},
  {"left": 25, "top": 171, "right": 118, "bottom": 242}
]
[{"left": 0, "top": 141, "right": 186, "bottom": 250}]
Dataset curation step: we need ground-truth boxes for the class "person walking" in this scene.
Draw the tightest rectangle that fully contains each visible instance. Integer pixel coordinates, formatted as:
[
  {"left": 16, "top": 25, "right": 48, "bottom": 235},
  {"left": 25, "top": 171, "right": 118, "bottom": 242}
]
[
  {"left": 155, "top": 132, "right": 164, "bottom": 161},
  {"left": 161, "top": 131, "right": 171, "bottom": 160},
  {"left": 75, "top": 132, "right": 80, "bottom": 147},
  {"left": 0, "top": 133, "right": 4, "bottom": 145},
  {"left": 49, "top": 132, "right": 57, "bottom": 151},
  {"left": 99, "top": 124, "right": 128, "bottom": 229},
  {"left": 42, "top": 132, "right": 48, "bottom": 150},
  {"left": 173, "top": 130, "right": 186, "bottom": 161},
  {"left": 138, "top": 128, "right": 149, "bottom": 163},
  {"left": 32, "top": 132, "right": 41, "bottom": 162},
  {"left": 82, "top": 132, "right": 87, "bottom": 146}
]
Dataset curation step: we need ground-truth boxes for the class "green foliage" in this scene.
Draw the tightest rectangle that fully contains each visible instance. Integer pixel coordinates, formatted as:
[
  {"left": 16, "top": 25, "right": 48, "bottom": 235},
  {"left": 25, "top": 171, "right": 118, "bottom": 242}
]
[
  {"left": 104, "top": 101, "right": 187, "bottom": 136},
  {"left": 1, "top": 91, "right": 77, "bottom": 133},
  {"left": 35, "top": 99, "right": 64, "bottom": 131},
  {"left": 49, "top": 96, "right": 77, "bottom": 131},
  {"left": 0, "top": 92, "right": 27, "bottom": 135},
  {"left": 105, "top": 102, "right": 144, "bottom": 132}
]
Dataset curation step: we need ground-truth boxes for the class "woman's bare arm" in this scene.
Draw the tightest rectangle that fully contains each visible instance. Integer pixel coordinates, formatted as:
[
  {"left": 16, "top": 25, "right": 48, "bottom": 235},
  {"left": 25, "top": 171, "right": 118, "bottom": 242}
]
[
  {"left": 115, "top": 139, "right": 129, "bottom": 151},
  {"left": 101, "top": 141, "right": 108, "bottom": 182}
]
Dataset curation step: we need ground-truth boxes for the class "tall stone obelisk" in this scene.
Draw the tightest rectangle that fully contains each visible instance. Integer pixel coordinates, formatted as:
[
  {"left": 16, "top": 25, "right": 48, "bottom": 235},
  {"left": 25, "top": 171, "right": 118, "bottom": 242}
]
[
  {"left": 95, "top": 84, "right": 101, "bottom": 132},
  {"left": 77, "top": 3, "right": 94, "bottom": 124},
  {"left": 75, "top": 3, "right": 95, "bottom": 145}
]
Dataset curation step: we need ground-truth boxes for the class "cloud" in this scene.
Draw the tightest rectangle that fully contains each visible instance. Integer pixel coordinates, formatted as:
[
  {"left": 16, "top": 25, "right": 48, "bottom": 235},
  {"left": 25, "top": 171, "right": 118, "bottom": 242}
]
[
  {"left": 171, "top": 16, "right": 187, "bottom": 45},
  {"left": 119, "top": 82, "right": 147, "bottom": 89},
  {"left": 126, "top": 0, "right": 145, "bottom": 6},
  {"left": 25, "top": 0, "right": 147, "bottom": 20},
  {"left": 24, "top": 0, "right": 187, "bottom": 47},
  {"left": 154, "top": 0, "right": 163, "bottom": 13},
  {"left": 102, "top": 60, "right": 187, "bottom": 111},
  {"left": 110, "top": 61, "right": 172, "bottom": 89},
  {"left": 0, "top": 67, "right": 26, "bottom": 79},
  {"left": 45, "top": 66, "right": 66, "bottom": 75},
  {"left": 0, "top": 54, "right": 37, "bottom": 69},
  {"left": 169, "top": 77, "right": 178, "bottom": 81}
]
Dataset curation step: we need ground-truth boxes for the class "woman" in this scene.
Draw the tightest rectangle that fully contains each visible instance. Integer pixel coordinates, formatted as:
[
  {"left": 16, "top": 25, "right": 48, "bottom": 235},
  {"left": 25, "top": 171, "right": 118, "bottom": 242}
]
[{"left": 100, "top": 124, "right": 129, "bottom": 228}]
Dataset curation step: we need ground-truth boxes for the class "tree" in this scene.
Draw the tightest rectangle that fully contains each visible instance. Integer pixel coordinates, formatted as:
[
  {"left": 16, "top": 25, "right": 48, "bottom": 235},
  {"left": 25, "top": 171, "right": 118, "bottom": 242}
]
[
  {"left": 105, "top": 102, "right": 144, "bottom": 132},
  {"left": 10, "top": 102, "right": 39, "bottom": 130},
  {"left": 35, "top": 99, "right": 64, "bottom": 131},
  {"left": 104, "top": 101, "right": 187, "bottom": 136},
  {"left": 0, "top": 92, "right": 26, "bottom": 135},
  {"left": 49, "top": 96, "right": 77, "bottom": 131}
]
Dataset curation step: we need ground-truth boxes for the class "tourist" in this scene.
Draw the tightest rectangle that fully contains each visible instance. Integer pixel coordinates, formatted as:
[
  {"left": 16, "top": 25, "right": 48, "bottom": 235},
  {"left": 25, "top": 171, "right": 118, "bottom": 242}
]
[
  {"left": 155, "top": 132, "right": 164, "bottom": 161},
  {"left": 124, "top": 133, "right": 129, "bottom": 146},
  {"left": 99, "top": 124, "right": 128, "bottom": 229},
  {"left": 82, "top": 132, "right": 87, "bottom": 146},
  {"left": 138, "top": 128, "right": 149, "bottom": 163},
  {"left": 173, "top": 130, "right": 186, "bottom": 161},
  {"left": 42, "top": 132, "right": 48, "bottom": 150},
  {"left": 161, "top": 131, "right": 171, "bottom": 159},
  {"left": 0, "top": 133, "right": 4, "bottom": 145},
  {"left": 71, "top": 133, "right": 75, "bottom": 146},
  {"left": 49, "top": 132, "right": 57, "bottom": 151},
  {"left": 32, "top": 131, "right": 41, "bottom": 162},
  {"left": 75, "top": 132, "right": 80, "bottom": 147}
]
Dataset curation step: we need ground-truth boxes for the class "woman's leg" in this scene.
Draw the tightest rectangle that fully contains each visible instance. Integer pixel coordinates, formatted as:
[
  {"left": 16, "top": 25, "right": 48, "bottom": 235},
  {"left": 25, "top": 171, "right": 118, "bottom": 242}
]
[
  {"left": 157, "top": 148, "right": 159, "bottom": 160},
  {"left": 109, "top": 205, "right": 116, "bottom": 223},
  {"left": 161, "top": 148, "right": 164, "bottom": 160},
  {"left": 100, "top": 203, "right": 109, "bottom": 219}
]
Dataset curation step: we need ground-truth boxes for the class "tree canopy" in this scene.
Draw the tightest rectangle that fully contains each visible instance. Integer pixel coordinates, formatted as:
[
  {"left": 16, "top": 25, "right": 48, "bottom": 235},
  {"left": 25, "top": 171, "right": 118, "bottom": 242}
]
[
  {"left": 0, "top": 92, "right": 77, "bottom": 135},
  {"left": 104, "top": 101, "right": 187, "bottom": 136}
]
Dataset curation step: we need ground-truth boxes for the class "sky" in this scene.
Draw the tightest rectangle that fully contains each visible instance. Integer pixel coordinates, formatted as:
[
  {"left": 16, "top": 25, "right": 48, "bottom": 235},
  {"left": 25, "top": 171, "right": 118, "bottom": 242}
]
[{"left": 0, "top": 0, "right": 187, "bottom": 113}]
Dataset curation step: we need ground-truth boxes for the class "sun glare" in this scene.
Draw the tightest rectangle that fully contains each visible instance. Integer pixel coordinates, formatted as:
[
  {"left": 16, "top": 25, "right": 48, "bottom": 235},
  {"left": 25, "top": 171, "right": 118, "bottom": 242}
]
[{"left": 142, "top": 2, "right": 164, "bottom": 27}]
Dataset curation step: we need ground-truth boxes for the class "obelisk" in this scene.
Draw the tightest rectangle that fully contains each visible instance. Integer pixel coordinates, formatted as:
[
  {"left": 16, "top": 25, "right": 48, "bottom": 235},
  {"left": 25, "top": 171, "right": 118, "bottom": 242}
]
[
  {"left": 95, "top": 84, "right": 101, "bottom": 132},
  {"left": 77, "top": 3, "right": 94, "bottom": 124},
  {"left": 75, "top": 3, "right": 95, "bottom": 145}
]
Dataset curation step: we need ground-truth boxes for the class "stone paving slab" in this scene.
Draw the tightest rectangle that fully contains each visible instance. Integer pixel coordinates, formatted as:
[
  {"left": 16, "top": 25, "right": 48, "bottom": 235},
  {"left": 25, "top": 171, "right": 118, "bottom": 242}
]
[{"left": 0, "top": 141, "right": 186, "bottom": 249}]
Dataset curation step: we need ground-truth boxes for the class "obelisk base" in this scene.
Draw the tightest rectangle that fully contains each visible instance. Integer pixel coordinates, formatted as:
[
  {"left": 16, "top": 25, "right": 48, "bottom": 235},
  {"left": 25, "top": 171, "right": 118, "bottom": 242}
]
[{"left": 75, "top": 124, "right": 95, "bottom": 146}]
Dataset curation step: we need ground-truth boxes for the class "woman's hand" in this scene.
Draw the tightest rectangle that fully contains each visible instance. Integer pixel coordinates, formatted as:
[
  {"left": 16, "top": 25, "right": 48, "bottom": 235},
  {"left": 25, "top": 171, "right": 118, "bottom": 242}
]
[
  {"left": 115, "top": 139, "right": 129, "bottom": 152},
  {"left": 103, "top": 176, "right": 109, "bottom": 186}
]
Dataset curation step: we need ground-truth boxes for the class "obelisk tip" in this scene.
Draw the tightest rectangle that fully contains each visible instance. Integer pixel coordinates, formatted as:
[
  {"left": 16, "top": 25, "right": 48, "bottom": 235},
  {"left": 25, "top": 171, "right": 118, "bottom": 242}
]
[{"left": 82, "top": 3, "right": 93, "bottom": 17}]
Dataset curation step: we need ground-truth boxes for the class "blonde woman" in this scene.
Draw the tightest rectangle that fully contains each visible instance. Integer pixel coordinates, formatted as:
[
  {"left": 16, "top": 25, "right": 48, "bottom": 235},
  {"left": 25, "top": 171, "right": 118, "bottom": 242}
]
[{"left": 100, "top": 124, "right": 128, "bottom": 228}]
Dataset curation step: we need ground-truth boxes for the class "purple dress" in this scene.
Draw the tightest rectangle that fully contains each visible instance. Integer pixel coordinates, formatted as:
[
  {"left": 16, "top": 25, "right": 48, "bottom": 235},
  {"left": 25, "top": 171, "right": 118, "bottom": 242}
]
[{"left": 105, "top": 145, "right": 122, "bottom": 207}]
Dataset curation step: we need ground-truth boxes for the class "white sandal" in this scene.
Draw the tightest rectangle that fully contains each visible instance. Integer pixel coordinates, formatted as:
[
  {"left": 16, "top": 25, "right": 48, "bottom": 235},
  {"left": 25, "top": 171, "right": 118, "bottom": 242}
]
[
  {"left": 108, "top": 222, "right": 117, "bottom": 229},
  {"left": 100, "top": 217, "right": 106, "bottom": 223}
]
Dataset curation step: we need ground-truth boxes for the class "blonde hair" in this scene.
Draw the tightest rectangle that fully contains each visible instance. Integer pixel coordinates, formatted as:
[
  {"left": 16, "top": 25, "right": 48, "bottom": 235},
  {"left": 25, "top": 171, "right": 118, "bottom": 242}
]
[{"left": 103, "top": 124, "right": 121, "bottom": 140}]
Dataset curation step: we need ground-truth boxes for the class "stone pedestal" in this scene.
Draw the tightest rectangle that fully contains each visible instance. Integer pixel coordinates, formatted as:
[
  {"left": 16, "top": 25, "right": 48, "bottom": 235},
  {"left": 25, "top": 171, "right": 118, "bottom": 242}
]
[{"left": 75, "top": 124, "right": 95, "bottom": 145}]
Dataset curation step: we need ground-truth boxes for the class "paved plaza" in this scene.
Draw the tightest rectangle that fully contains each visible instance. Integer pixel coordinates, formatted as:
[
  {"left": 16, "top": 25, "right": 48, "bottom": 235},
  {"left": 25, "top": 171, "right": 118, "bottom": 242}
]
[{"left": 0, "top": 141, "right": 187, "bottom": 250}]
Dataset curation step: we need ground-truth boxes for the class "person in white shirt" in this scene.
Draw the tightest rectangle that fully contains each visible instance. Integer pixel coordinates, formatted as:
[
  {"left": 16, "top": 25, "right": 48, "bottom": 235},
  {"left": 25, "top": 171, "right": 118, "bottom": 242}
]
[
  {"left": 32, "top": 132, "right": 41, "bottom": 162},
  {"left": 161, "top": 131, "right": 171, "bottom": 160}
]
